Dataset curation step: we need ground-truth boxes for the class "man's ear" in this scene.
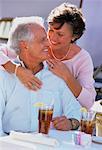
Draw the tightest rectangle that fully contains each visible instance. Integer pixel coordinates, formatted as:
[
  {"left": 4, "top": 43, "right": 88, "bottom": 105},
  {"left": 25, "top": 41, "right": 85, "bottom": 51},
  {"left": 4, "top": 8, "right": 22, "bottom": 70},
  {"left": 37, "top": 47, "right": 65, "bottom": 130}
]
[{"left": 19, "top": 40, "right": 28, "bottom": 51}]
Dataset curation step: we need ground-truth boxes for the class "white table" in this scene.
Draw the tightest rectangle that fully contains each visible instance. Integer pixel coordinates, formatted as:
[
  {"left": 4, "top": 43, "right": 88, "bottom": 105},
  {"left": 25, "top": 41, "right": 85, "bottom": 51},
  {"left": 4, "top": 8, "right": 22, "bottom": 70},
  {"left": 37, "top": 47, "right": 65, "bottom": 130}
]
[{"left": 0, "top": 130, "right": 102, "bottom": 150}]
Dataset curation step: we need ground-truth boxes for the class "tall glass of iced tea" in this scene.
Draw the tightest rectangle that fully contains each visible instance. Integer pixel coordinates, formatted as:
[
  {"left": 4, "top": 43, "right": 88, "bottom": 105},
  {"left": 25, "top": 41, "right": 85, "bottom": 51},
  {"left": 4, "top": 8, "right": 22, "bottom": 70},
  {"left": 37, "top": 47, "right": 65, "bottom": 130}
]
[
  {"left": 80, "top": 110, "right": 95, "bottom": 135},
  {"left": 96, "top": 113, "right": 102, "bottom": 136},
  {"left": 38, "top": 105, "right": 53, "bottom": 134}
]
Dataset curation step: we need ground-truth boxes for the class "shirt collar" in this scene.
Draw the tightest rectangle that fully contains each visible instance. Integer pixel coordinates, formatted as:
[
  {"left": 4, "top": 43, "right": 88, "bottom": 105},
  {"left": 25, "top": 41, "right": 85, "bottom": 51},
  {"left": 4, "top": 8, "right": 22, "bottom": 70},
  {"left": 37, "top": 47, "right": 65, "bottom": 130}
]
[{"left": 14, "top": 55, "right": 48, "bottom": 72}]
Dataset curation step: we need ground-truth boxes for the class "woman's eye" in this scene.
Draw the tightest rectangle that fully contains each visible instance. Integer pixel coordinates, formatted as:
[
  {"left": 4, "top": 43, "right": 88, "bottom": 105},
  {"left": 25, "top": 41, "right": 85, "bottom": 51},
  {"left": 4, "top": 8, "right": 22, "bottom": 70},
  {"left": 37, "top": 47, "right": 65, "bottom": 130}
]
[{"left": 49, "top": 29, "right": 53, "bottom": 33}]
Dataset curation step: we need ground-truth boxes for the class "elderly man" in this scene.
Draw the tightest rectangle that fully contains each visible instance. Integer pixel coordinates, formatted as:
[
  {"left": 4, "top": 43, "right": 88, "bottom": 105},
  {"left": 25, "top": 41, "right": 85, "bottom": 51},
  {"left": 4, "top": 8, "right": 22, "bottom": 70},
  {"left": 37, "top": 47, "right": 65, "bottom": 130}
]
[{"left": 0, "top": 16, "right": 81, "bottom": 136}]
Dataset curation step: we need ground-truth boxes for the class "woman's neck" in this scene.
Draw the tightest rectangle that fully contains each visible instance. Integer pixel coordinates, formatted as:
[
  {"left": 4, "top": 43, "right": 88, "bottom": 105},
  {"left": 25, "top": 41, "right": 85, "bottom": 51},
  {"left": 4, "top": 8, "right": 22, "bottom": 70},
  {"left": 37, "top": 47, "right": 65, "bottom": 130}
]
[
  {"left": 50, "top": 45, "right": 71, "bottom": 61},
  {"left": 49, "top": 43, "right": 81, "bottom": 61}
]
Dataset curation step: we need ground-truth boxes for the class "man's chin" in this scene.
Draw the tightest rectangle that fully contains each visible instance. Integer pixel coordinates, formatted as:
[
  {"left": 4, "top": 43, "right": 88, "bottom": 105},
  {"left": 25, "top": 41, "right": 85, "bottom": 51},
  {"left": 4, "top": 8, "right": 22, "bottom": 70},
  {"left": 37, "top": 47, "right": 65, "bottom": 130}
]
[
  {"left": 39, "top": 57, "right": 46, "bottom": 63},
  {"left": 41, "top": 58, "right": 47, "bottom": 62},
  {"left": 43, "top": 55, "right": 49, "bottom": 60}
]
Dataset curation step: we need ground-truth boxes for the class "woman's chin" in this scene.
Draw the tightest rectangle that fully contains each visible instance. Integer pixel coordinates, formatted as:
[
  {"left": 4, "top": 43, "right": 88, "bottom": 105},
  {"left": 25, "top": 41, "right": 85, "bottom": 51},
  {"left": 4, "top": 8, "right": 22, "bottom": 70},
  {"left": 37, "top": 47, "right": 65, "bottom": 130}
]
[{"left": 51, "top": 45, "right": 60, "bottom": 51}]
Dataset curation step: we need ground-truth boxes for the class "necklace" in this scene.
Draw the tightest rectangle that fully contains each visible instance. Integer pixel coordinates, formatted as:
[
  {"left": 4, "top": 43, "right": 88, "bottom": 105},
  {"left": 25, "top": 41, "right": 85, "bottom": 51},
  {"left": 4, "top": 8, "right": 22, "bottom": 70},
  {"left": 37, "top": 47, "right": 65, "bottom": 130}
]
[{"left": 50, "top": 45, "right": 71, "bottom": 61}]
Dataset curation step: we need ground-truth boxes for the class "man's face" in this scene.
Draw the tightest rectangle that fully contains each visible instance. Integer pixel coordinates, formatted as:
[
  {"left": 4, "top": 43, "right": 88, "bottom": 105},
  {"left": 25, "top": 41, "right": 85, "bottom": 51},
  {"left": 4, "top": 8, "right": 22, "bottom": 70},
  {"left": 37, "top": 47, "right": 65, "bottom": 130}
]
[{"left": 25, "top": 25, "right": 49, "bottom": 64}]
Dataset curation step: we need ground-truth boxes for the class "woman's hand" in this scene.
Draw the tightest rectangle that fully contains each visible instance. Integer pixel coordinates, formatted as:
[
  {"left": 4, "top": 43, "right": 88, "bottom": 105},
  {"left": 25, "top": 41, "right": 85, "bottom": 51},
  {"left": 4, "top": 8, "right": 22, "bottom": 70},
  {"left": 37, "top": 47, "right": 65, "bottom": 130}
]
[
  {"left": 47, "top": 59, "right": 71, "bottom": 83},
  {"left": 16, "top": 66, "right": 42, "bottom": 90},
  {"left": 52, "top": 116, "right": 72, "bottom": 131}
]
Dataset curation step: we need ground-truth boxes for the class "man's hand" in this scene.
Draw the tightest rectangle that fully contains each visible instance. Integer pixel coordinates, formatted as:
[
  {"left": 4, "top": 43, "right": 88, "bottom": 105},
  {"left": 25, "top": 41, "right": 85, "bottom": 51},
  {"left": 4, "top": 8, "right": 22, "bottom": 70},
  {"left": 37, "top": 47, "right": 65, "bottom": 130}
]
[{"left": 52, "top": 116, "right": 72, "bottom": 131}]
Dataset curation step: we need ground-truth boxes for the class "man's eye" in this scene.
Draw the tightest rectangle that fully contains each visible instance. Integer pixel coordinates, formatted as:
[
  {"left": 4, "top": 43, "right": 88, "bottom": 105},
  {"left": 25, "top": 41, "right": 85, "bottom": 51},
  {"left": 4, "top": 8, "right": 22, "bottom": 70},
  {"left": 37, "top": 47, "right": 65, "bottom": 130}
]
[
  {"left": 41, "top": 37, "right": 47, "bottom": 42},
  {"left": 58, "top": 33, "right": 63, "bottom": 36},
  {"left": 41, "top": 39, "right": 45, "bottom": 42}
]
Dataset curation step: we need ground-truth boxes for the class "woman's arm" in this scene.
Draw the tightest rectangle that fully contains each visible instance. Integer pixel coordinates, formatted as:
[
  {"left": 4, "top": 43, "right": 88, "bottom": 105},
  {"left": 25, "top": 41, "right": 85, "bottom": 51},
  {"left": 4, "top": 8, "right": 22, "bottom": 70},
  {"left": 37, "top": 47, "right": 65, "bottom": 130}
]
[
  {"left": 3, "top": 61, "right": 42, "bottom": 90},
  {"left": 47, "top": 59, "right": 82, "bottom": 97},
  {"left": 47, "top": 55, "right": 96, "bottom": 109},
  {"left": 2, "top": 61, "right": 16, "bottom": 73},
  {"left": 76, "top": 54, "right": 96, "bottom": 109},
  {"left": 0, "top": 45, "right": 42, "bottom": 90}
]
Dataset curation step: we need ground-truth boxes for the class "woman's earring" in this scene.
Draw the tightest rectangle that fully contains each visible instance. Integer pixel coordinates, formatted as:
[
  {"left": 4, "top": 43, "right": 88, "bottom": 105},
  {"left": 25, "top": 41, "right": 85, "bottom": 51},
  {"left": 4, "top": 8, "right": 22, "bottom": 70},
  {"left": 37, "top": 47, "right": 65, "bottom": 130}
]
[
  {"left": 71, "top": 39, "right": 74, "bottom": 43},
  {"left": 71, "top": 38, "right": 75, "bottom": 43}
]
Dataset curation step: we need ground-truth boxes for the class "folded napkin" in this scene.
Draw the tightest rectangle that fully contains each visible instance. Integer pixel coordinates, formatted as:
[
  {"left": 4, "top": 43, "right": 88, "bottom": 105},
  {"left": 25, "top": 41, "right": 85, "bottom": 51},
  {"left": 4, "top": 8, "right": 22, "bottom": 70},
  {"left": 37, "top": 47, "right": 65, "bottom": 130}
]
[
  {"left": 91, "top": 100, "right": 102, "bottom": 113},
  {"left": 10, "top": 131, "right": 59, "bottom": 147}
]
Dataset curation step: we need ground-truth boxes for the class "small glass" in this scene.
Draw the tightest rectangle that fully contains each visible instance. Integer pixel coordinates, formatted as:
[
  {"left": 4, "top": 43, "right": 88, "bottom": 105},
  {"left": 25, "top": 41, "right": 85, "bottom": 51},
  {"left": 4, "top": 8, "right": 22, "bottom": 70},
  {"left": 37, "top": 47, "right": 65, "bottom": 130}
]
[
  {"left": 80, "top": 110, "right": 96, "bottom": 135},
  {"left": 96, "top": 113, "right": 102, "bottom": 137},
  {"left": 38, "top": 105, "right": 53, "bottom": 134}
]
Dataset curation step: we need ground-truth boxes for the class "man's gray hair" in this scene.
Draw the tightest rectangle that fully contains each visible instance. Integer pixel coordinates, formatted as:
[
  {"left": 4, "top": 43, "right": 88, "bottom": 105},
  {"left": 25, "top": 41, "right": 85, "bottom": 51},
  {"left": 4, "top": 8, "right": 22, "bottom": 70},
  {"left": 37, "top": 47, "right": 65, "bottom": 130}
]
[{"left": 7, "top": 16, "right": 44, "bottom": 53}]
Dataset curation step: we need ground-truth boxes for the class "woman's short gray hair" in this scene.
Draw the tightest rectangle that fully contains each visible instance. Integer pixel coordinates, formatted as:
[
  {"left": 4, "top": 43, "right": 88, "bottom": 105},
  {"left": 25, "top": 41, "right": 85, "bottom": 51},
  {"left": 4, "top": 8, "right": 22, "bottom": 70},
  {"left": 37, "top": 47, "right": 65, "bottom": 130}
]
[{"left": 7, "top": 16, "right": 44, "bottom": 53}]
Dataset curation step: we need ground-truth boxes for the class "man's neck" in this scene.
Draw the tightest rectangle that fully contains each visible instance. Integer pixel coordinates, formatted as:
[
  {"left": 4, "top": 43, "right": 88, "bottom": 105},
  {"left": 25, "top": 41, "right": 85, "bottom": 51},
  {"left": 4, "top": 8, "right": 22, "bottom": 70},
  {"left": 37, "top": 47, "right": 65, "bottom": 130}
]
[
  {"left": 19, "top": 55, "right": 44, "bottom": 74},
  {"left": 32, "top": 62, "right": 44, "bottom": 74},
  {"left": 25, "top": 62, "right": 44, "bottom": 74}
]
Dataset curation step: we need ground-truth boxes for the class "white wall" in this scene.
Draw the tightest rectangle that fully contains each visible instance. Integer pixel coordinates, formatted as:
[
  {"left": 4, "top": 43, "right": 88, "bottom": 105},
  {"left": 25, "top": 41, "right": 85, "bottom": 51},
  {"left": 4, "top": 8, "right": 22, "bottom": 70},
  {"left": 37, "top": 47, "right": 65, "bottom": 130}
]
[
  {"left": 0, "top": 0, "right": 2, "bottom": 17},
  {"left": 78, "top": 0, "right": 102, "bottom": 67},
  {"left": 0, "top": 0, "right": 80, "bottom": 18}
]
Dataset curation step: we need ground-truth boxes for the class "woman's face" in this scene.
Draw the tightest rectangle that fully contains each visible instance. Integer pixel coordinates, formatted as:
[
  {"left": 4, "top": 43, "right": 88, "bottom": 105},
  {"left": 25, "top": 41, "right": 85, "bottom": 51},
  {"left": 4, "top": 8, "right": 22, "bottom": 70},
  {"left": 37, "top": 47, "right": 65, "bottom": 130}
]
[{"left": 48, "top": 23, "right": 74, "bottom": 51}]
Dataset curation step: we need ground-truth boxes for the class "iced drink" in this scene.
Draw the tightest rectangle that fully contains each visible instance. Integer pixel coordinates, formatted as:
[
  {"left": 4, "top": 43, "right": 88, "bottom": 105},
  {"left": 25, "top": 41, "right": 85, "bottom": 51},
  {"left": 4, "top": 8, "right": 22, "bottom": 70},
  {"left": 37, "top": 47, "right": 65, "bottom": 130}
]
[
  {"left": 96, "top": 113, "right": 102, "bottom": 136},
  {"left": 38, "top": 106, "right": 53, "bottom": 134}
]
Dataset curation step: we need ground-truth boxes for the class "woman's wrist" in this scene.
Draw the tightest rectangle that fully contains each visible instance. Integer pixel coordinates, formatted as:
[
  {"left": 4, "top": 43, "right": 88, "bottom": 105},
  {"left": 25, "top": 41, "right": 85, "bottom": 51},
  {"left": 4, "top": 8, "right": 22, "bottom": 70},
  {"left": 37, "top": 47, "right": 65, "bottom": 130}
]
[
  {"left": 14, "top": 64, "right": 21, "bottom": 76},
  {"left": 15, "top": 65, "right": 25, "bottom": 78},
  {"left": 2, "top": 61, "right": 16, "bottom": 73},
  {"left": 63, "top": 72, "right": 72, "bottom": 84}
]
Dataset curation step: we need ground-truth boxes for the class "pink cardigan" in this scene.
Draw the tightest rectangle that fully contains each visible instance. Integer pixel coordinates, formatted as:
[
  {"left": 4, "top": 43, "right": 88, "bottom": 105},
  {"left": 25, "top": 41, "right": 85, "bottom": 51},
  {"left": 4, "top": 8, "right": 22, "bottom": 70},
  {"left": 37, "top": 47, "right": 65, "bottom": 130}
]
[
  {"left": 0, "top": 44, "right": 17, "bottom": 65},
  {"left": 0, "top": 44, "right": 96, "bottom": 109},
  {"left": 63, "top": 49, "right": 96, "bottom": 109}
]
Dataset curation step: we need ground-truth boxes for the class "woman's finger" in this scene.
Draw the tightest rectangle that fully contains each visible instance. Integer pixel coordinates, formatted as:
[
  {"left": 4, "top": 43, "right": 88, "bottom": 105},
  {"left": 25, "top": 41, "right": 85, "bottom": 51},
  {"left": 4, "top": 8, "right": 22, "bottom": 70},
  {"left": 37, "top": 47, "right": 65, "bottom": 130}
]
[
  {"left": 25, "top": 82, "right": 38, "bottom": 91},
  {"left": 32, "top": 77, "right": 42, "bottom": 89},
  {"left": 32, "top": 76, "right": 42, "bottom": 85},
  {"left": 48, "top": 58, "right": 60, "bottom": 64},
  {"left": 30, "top": 80, "right": 41, "bottom": 89},
  {"left": 47, "top": 61, "right": 54, "bottom": 69},
  {"left": 47, "top": 59, "right": 57, "bottom": 66}
]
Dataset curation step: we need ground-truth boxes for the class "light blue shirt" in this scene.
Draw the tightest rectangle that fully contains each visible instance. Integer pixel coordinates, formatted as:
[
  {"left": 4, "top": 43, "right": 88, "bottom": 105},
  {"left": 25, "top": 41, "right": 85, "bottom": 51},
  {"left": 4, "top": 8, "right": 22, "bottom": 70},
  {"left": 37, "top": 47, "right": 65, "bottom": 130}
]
[{"left": 0, "top": 62, "right": 81, "bottom": 136}]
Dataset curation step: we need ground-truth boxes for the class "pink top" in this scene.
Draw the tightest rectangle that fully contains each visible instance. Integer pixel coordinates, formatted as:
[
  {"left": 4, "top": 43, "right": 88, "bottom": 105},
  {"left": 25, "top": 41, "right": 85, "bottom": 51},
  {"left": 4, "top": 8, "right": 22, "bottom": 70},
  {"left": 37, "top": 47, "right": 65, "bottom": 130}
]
[
  {"left": 0, "top": 44, "right": 17, "bottom": 66},
  {"left": 63, "top": 49, "right": 96, "bottom": 109},
  {"left": 0, "top": 44, "right": 96, "bottom": 109}
]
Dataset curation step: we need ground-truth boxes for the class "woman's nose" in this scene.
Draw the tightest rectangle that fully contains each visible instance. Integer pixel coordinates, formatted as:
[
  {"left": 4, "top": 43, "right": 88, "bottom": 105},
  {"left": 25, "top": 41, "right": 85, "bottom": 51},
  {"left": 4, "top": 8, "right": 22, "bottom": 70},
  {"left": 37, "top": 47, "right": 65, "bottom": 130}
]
[{"left": 50, "top": 33, "right": 58, "bottom": 42}]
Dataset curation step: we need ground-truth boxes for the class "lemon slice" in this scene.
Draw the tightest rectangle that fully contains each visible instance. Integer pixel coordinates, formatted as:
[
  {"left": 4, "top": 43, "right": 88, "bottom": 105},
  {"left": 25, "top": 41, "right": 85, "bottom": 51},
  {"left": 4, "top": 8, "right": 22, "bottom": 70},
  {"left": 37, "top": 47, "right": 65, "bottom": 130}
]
[
  {"left": 80, "top": 107, "right": 87, "bottom": 113},
  {"left": 33, "top": 102, "right": 45, "bottom": 107}
]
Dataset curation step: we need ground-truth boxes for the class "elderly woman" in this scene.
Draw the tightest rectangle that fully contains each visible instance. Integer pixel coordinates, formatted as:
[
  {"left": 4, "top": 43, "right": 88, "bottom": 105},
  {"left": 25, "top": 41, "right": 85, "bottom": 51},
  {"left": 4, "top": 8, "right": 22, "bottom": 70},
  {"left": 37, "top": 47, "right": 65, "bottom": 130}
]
[{"left": 0, "top": 3, "right": 96, "bottom": 109}]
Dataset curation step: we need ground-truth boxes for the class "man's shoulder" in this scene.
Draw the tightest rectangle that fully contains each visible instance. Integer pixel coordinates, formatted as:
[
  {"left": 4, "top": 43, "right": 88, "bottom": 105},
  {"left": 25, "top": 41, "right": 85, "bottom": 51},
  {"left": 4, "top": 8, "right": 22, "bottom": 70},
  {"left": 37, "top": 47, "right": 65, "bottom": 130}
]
[
  {"left": 43, "top": 68, "right": 67, "bottom": 89},
  {"left": 0, "top": 69, "right": 8, "bottom": 79},
  {"left": 0, "top": 69, "right": 16, "bottom": 85},
  {"left": 0, "top": 69, "right": 11, "bottom": 77}
]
